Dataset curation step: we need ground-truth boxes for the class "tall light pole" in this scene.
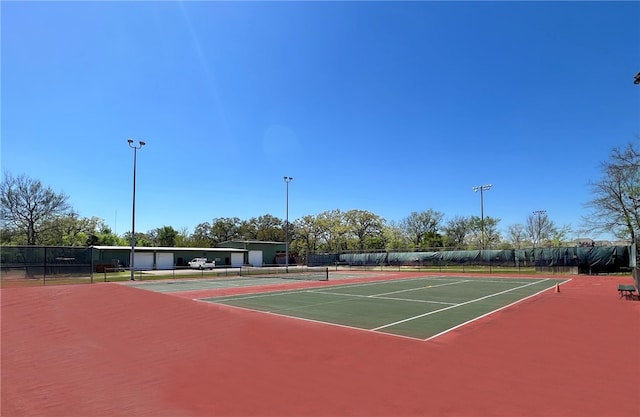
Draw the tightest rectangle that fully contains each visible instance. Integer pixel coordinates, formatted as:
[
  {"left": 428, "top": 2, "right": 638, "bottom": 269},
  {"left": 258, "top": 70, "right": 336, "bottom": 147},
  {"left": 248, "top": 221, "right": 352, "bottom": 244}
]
[
  {"left": 532, "top": 210, "right": 546, "bottom": 265},
  {"left": 532, "top": 210, "right": 547, "bottom": 248},
  {"left": 472, "top": 184, "right": 492, "bottom": 250},
  {"left": 128, "top": 139, "right": 146, "bottom": 281},
  {"left": 284, "top": 176, "right": 293, "bottom": 272}
]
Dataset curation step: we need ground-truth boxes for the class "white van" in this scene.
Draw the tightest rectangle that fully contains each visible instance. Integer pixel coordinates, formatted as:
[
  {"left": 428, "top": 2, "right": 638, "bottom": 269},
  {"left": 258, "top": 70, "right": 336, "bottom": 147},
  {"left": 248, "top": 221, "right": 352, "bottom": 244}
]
[{"left": 188, "top": 258, "right": 216, "bottom": 270}]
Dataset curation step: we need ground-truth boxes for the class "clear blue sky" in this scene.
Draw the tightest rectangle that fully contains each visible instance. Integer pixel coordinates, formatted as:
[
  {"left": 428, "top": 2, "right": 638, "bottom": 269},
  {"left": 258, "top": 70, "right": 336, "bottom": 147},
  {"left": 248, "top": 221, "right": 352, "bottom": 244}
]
[{"left": 2, "top": 1, "right": 639, "bottom": 241}]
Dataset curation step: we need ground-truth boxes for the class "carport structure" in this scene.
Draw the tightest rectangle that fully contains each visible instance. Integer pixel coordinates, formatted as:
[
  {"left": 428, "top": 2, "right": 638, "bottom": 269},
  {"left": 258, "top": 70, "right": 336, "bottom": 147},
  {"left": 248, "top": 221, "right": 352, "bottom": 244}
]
[{"left": 92, "top": 246, "right": 247, "bottom": 270}]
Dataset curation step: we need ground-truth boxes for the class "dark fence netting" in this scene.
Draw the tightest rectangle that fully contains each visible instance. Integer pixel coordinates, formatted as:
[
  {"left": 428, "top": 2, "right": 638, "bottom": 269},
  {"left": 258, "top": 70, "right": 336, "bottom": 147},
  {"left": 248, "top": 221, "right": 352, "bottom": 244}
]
[
  {"left": 514, "top": 249, "right": 534, "bottom": 267},
  {"left": 317, "top": 245, "right": 633, "bottom": 274},
  {"left": 1, "top": 246, "right": 94, "bottom": 284},
  {"left": 576, "top": 246, "right": 630, "bottom": 274},
  {"left": 307, "top": 253, "right": 341, "bottom": 267},
  {"left": 387, "top": 252, "right": 440, "bottom": 265},
  {"left": 340, "top": 252, "right": 388, "bottom": 266},
  {"left": 534, "top": 247, "right": 578, "bottom": 267}
]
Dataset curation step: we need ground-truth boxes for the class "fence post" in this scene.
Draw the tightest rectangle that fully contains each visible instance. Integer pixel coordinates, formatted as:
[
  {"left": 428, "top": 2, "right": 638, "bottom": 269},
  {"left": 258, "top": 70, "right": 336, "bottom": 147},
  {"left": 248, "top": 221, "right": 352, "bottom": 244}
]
[{"left": 90, "top": 248, "right": 94, "bottom": 284}]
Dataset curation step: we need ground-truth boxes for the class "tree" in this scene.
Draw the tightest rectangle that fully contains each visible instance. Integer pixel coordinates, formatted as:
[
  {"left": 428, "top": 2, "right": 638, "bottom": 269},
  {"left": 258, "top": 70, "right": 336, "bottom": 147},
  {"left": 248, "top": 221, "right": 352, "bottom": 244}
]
[
  {"left": 251, "top": 215, "right": 284, "bottom": 242},
  {"left": 93, "top": 225, "right": 124, "bottom": 246},
  {"left": 292, "top": 215, "right": 320, "bottom": 257},
  {"left": 40, "top": 215, "right": 108, "bottom": 246},
  {"left": 400, "top": 210, "right": 444, "bottom": 249},
  {"left": 122, "top": 231, "right": 152, "bottom": 247},
  {"left": 506, "top": 224, "right": 527, "bottom": 249},
  {"left": 383, "top": 221, "right": 409, "bottom": 251},
  {"left": 211, "top": 217, "right": 242, "bottom": 243},
  {"left": 152, "top": 226, "right": 178, "bottom": 247},
  {"left": 584, "top": 140, "right": 640, "bottom": 240},
  {"left": 315, "top": 209, "right": 348, "bottom": 252},
  {"left": 344, "top": 209, "right": 385, "bottom": 250},
  {"left": 191, "top": 222, "right": 214, "bottom": 247},
  {"left": 466, "top": 216, "right": 501, "bottom": 249},
  {"left": 174, "top": 227, "right": 192, "bottom": 247},
  {"left": 526, "top": 212, "right": 556, "bottom": 248},
  {"left": 549, "top": 224, "right": 572, "bottom": 247},
  {"left": 442, "top": 216, "right": 470, "bottom": 249},
  {"left": 0, "top": 173, "right": 73, "bottom": 245}
]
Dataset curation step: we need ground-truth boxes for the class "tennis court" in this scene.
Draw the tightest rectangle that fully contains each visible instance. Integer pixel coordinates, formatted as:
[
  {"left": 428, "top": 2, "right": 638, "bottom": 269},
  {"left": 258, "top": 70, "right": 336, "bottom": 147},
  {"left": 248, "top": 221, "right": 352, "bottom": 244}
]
[
  {"left": 4, "top": 272, "right": 639, "bottom": 417},
  {"left": 195, "top": 275, "right": 567, "bottom": 340}
]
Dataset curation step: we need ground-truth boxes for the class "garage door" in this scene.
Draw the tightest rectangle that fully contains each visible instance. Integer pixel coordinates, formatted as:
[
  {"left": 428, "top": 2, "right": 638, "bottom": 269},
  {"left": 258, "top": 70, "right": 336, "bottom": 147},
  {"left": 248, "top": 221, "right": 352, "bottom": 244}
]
[
  {"left": 132, "top": 252, "right": 154, "bottom": 270},
  {"left": 156, "top": 253, "right": 174, "bottom": 270},
  {"left": 231, "top": 252, "right": 244, "bottom": 268},
  {"left": 248, "top": 250, "right": 263, "bottom": 267}
]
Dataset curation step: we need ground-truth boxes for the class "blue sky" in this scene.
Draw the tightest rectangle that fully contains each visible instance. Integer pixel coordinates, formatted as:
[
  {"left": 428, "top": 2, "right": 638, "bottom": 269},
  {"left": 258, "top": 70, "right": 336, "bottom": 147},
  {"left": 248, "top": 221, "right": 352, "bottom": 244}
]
[{"left": 2, "top": 1, "right": 639, "bottom": 240}]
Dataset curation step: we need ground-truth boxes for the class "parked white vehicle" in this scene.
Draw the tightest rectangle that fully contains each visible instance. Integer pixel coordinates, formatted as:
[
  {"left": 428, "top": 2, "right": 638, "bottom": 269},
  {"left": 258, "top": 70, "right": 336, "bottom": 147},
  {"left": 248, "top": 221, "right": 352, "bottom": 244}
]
[{"left": 188, "top": 257, "right": 216, "bottom": 270}]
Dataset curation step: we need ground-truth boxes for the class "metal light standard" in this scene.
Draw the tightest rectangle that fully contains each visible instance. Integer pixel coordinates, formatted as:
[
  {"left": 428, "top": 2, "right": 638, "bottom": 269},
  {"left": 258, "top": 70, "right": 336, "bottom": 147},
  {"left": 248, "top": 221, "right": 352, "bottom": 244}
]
[
  {"left": 284, "top": 176, "right": 293, "bottom": 272},
  {"left": 128, "top": 139, "right": 146, "bottom": 281},
  {"left": 472, "top": 184, "right": 492, "bottom": 250},
  {"left": 532, "top": 210, "right": 547, "bottom": 248},
  {"left": 532, "top": 210, "right": 546, "bottom": 266}
]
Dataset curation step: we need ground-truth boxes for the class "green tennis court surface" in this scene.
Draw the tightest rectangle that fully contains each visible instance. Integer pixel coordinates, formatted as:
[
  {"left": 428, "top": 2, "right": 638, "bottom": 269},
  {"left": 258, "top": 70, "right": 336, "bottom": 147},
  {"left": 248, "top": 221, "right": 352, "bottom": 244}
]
[
  {"left": 126, "top": 270, "right": 380, "bottom": 293},
  {"left": 200, "top": 276, "right": 568, "bottom": 340}
]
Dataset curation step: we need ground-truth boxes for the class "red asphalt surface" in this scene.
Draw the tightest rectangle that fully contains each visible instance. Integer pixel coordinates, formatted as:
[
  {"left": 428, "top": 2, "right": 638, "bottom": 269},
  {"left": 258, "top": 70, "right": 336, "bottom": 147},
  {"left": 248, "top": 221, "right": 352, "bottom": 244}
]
[{"left": 1, "top": 274, "right": 639, "bottom": 417}]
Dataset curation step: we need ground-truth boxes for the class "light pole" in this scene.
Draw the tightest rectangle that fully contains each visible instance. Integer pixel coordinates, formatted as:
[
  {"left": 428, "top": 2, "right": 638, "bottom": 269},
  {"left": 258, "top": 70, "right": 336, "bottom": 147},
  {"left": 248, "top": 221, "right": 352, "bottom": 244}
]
[
  {"left": 532, "top": 210, "right": 546, "bottom": 265},
  {"left": 284, "top": 176, "right": 293, "bottom": 272},
  {"left": 532, "top": 210, "right": 547, "bottom": 248},
  {"left": 128, "top": 139, "right": 146, "bottom": 281},
  {"left": 472, "top": 184, "right": 492, "bottom": 250}
]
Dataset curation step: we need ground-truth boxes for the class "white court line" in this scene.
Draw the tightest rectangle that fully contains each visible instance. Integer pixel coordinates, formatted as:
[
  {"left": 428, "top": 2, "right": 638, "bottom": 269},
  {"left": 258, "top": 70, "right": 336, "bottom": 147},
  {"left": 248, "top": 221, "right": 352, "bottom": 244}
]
[
  {"left": 310, "top": 290, "right": 457, "bottom": 305},
  {"left": 199, "top": 301, "right": 426, "bottom": 342},
  {"left": 194, "top": 277, "right": 568, "bottom": 342},
  {"left": 212, "top": 276, "right": 460, "bottom": 303},
  {"left": 309, "top": 276, "right": 458, "bottom": 291},
  {"left": 371, "top": 278, "right": 551, "bottom": 331},
  {"left": 371, "top": 280, "right": 467, "bottom": 297},
  {"left": 423, "top": 279, "right": 571, "bottom": 341}
]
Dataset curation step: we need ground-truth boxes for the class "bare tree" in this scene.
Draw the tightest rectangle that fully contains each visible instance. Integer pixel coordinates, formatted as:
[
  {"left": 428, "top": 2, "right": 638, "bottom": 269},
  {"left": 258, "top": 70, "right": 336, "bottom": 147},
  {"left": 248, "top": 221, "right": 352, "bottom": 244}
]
[
  {"left": 526, "top": 212, "right": 556, "bottom": 248},
  {"left": 584, "top": 140, "right": 640, "bottom": 240},
  {"left": 0, "top": 172, "right": 72, "bottom": 245},
  {"left": 506, "top": 224, "right": 527, "bottom": 249}
]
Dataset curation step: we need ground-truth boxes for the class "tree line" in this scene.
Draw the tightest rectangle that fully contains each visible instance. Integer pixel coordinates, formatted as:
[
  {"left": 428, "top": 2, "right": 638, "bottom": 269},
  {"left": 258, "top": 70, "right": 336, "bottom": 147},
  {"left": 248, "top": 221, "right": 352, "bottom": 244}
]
[{"left": 2, "top": 140, "right": 639, "bottom": 255}]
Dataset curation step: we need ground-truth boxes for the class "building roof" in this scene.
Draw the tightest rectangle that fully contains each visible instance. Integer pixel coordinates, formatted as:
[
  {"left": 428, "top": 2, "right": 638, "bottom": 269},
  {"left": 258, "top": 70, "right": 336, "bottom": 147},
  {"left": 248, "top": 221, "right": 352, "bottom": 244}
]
[
  {"left": 219, "top": 240, "right": 284, "bottom": 245},
  {"left": 91, "top": 246, "right": 246, "bottom": 252}
]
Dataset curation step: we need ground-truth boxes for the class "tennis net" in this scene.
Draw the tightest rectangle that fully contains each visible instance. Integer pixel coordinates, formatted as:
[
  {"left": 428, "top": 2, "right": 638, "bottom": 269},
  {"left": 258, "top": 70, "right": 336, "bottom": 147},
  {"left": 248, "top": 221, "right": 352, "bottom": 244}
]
[{"left": 238, "top": 266, "right": 329, "bottom": 281}]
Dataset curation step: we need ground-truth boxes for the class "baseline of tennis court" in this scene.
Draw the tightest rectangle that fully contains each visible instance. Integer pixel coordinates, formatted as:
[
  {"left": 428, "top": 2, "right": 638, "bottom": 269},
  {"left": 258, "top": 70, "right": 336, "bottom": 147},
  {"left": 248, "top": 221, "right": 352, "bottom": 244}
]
[{"left": 199, "top": 276, "right": 568, "bottom": 340}]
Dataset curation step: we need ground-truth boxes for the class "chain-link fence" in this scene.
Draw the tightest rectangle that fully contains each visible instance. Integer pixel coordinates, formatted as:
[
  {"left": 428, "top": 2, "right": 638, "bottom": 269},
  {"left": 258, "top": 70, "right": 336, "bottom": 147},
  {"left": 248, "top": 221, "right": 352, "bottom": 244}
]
[
  {"left": 1, "top": 246, "right": 94, "bottom": 286},
  {"left": 307, "top": 246, "right": 632, "bottom": 275}
]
